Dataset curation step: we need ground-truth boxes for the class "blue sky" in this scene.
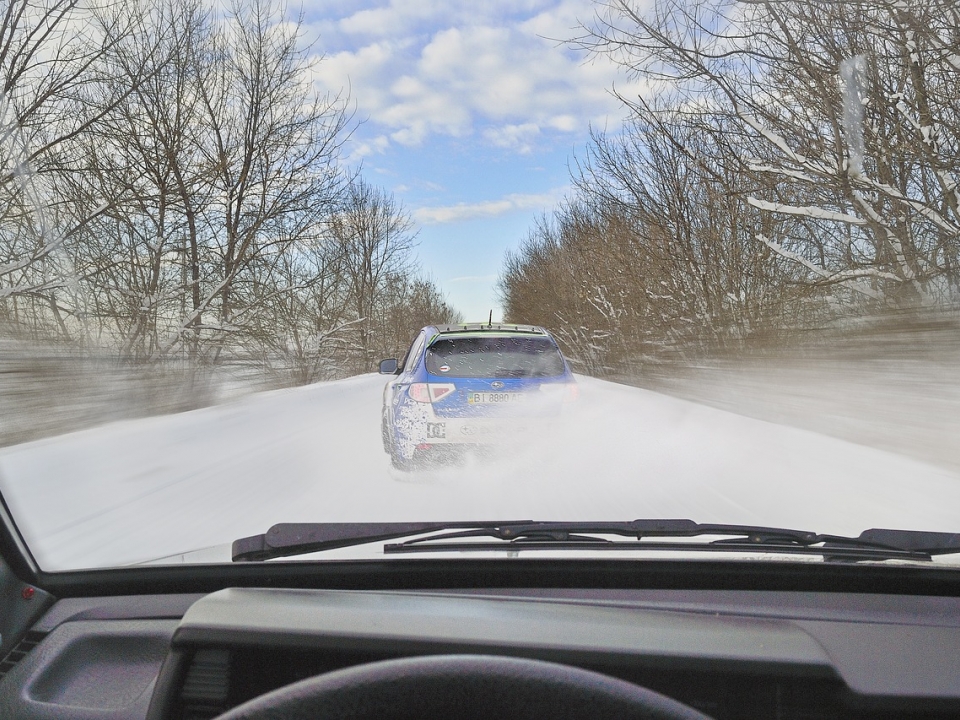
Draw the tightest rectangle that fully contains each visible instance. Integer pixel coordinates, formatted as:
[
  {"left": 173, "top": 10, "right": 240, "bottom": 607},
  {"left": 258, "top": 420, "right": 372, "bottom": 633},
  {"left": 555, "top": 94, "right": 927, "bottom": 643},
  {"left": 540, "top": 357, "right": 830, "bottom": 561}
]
[{"left": 300, "top": 0, "right": 645, "bottom": 321}]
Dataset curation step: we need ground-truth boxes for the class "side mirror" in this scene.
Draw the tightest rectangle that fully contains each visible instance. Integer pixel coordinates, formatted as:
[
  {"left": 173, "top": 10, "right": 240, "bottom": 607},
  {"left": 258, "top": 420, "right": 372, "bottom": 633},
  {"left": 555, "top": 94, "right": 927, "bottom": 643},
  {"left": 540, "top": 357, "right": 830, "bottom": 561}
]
[{"left": 378, "top": 358, "right": 399, "bottom": 374}]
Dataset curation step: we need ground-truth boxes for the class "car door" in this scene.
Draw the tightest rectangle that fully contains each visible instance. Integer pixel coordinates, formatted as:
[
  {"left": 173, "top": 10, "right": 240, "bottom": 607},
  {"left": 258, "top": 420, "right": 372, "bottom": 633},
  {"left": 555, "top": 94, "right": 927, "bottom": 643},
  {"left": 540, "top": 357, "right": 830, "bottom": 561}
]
[{"left": 384, "top": 331, "right": 428, "bottom": 425}]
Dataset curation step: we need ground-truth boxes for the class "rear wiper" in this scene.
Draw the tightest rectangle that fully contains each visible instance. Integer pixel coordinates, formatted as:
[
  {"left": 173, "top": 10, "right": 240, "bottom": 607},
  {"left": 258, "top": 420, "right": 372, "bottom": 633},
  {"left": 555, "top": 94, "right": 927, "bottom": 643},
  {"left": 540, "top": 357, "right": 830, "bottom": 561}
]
[{"left": 232, "top": 520, "right": 960, "bottom": 562}]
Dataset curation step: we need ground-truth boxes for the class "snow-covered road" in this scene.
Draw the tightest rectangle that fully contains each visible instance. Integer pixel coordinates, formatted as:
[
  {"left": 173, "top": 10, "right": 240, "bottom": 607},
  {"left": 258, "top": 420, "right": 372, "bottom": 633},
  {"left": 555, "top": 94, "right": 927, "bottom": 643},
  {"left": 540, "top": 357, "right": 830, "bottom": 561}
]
[{"left": 1, "top": 374, "right": 958, "bottom": 570}]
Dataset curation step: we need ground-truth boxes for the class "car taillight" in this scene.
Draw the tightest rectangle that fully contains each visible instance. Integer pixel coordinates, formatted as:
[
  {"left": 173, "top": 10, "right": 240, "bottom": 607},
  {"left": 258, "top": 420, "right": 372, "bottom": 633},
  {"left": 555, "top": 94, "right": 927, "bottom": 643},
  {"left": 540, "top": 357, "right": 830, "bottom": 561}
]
[
  {"left": 409, "top": 383, "right": 431, "bottom": 402},
  {"left": 409, "top": 383, "right": 456, "bottom": 403},
  {"left": 566, "top": 383, "right": 579, "bottom": 401}
]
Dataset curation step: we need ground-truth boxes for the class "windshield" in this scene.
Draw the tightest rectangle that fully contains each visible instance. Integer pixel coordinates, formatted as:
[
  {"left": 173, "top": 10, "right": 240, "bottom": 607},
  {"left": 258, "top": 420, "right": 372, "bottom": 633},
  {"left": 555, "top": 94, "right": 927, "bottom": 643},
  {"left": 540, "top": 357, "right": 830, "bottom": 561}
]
[
  {"left": 1, "top": 0, "right": 959, "bottom": 571},
  {"left": 425, "top": 336, "right": 566, "bottom": 378}
]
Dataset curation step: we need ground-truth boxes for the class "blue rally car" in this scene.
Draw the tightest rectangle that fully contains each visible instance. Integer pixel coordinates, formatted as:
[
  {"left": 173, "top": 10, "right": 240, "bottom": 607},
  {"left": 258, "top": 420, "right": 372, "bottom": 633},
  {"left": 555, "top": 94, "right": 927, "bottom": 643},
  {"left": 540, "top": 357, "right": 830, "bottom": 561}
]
[{"left": 379, "top": 324, "right": 578, "bottom": 470}]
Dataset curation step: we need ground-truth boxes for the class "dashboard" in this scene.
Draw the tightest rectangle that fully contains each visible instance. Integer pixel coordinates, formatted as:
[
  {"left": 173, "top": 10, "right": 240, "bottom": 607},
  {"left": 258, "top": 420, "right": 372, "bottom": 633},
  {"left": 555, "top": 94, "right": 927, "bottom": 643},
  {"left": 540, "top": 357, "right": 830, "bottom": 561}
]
[{"left": 1, "top": 582, "right": 960, "bottom": 719}]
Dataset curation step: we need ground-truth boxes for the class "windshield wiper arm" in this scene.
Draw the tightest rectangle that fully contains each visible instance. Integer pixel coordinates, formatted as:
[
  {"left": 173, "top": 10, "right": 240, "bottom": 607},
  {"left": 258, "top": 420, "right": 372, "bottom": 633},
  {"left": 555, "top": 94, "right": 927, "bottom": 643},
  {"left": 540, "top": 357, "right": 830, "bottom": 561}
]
[
  {"left": 232, "top": 520, "right": 960, "bottom": 562},
  {"left": 232, "top": 521, "right": 533, "bottom": 561}
]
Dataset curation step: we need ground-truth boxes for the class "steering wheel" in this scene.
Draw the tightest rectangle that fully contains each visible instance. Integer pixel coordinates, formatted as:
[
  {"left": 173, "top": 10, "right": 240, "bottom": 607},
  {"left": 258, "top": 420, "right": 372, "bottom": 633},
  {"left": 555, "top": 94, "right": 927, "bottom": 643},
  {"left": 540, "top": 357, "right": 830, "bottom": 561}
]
[{"left": 217, "top": 654, "right": 714, "bottom": 719}]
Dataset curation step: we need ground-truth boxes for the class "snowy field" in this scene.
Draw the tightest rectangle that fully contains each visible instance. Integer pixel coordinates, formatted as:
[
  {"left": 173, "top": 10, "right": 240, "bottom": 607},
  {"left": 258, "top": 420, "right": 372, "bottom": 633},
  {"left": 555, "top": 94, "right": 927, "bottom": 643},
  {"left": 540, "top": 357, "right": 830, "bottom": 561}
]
[{"left": 1, "top": 373, "right": 959, "bottom": 570}]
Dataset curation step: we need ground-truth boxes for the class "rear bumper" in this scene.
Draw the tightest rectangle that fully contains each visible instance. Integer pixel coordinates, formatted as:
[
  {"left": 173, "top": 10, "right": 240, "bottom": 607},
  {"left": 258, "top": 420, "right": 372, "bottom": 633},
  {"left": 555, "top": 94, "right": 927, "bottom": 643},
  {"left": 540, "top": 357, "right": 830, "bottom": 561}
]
[
  {"left": 414, "top": 416, "right": 553, "bottom": 444},
  {"left": 390, "top": 396, "right": 564, "bottom": 461}
]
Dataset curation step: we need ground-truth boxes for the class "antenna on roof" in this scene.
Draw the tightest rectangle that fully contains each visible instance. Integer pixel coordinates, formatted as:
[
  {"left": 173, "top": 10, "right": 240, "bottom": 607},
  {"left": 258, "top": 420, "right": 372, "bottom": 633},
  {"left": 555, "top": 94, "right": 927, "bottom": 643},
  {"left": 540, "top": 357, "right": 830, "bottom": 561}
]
[{"left": 487, "top": 309, "right": 493, "bottom": 328}]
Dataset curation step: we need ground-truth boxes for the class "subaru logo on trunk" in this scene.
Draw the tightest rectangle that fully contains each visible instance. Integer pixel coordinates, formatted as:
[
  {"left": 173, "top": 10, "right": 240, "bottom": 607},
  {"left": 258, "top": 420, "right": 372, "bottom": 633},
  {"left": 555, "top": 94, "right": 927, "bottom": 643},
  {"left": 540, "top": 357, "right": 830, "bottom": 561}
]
[{"left": 491, "top": 381, "right": 504, "bottom": 389}]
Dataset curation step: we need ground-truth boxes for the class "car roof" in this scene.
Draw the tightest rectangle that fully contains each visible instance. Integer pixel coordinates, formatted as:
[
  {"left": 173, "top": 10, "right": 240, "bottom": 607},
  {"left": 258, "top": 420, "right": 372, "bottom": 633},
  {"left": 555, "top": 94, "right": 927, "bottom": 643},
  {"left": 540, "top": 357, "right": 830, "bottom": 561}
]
[{"left": 431, "top": 323, "right": 549, "bottom": 336}]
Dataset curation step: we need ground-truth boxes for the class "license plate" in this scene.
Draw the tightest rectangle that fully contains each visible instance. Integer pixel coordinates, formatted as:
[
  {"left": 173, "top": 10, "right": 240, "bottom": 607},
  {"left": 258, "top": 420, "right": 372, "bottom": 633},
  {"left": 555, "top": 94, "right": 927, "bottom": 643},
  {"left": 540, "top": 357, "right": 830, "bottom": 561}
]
[{"left": 467, "top": 392, "right": 526, "bottom": 404}]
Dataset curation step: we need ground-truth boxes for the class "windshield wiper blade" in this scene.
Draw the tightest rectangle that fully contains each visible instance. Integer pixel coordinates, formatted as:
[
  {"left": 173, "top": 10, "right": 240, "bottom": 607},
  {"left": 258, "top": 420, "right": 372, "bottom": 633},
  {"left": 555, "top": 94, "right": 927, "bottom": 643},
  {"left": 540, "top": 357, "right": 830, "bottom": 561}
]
[
  {"left": 232, "top": 520, "right": 960, "bottom": 562},
  {"left": 383, "top": 522, "right": 960, "bottom": 562}
]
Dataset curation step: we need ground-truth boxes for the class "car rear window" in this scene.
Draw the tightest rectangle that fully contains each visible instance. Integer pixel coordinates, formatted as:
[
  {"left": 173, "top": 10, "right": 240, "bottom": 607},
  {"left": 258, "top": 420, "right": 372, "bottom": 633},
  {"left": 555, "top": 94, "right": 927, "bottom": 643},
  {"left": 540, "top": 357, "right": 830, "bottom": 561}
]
[{"left": 425, "top": 336, "right": 566, "bottom": 378}]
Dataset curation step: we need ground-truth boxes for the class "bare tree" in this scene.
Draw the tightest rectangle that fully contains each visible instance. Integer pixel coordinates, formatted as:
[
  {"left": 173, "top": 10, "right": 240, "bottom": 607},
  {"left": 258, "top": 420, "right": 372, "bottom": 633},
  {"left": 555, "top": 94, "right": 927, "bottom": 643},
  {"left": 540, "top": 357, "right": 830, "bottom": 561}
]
[
  {"left": 500, "top": 0, "right": 960, "bottom": 378},
  {"left": 500, "top": 113, "right": 806, "bottom": 375},
  {"left": 0, "top": 0, "right": 151, "bottom": 331},
  {"left": 579, "top": 0, "right": 960, "bottom": 309},
  {"left": 1, "top": 0, "right": 459, "bottom": 392},
  {"left": 55, "top": 0, "right": 215, "bottom": 360},
  {"left": 329, "top": 178, "right": 417, "bottom": 367},
  {"left": 371, "top": 272, "right": 462, "bottom": 366},
  {"left": 149, "top": 0, "right": 352, "bottom": 365}
]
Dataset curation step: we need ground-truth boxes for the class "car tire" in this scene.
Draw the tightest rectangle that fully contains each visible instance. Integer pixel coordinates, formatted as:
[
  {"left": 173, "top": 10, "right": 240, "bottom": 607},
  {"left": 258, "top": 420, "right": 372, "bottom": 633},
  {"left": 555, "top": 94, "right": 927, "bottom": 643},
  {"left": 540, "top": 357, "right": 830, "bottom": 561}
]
[
  {"left": 390, "top": 446, "right": 414, "bottom": 472},
  {"left": 383, "top": 420, "right": 414, "bottom": 471},
  {"left": 381, "top": 415, "right": 392, "bottom": 454}
]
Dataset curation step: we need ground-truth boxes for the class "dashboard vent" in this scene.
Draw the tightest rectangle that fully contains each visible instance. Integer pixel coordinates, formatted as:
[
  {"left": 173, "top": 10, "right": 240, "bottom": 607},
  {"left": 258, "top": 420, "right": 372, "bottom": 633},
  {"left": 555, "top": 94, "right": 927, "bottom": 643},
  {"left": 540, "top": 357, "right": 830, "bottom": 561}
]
[
  {"left": 0, "top": 630, "right": 47, "bottom": 681},
  {"left": 179, "top": 648, "right": 231, "bottom": 719}
]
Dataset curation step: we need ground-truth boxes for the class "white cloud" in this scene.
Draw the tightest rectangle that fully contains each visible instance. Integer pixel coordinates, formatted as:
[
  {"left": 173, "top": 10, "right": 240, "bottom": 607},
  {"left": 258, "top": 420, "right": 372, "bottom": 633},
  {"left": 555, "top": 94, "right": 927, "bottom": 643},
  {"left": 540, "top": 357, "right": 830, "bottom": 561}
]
[
  {"left": 547, "top": 115, "right": 578, "bottom": 132},
  {"left": 482, "top": 123, "right": 541, "bottom": 154},
  {"left": 413, "top": 187, "right": 568, "bottom": 225},
  {"left": 347, "top": 134, "right": 391, "bottom": 160},
  {"left": 336, "top": 0, "right": 454, "bottom": 37},
  {"left": 519, "top": 0, "right": 596, "bottom": 41},
  {"left": 306, "top": 1, "right": 648, "bottom": 152}
]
